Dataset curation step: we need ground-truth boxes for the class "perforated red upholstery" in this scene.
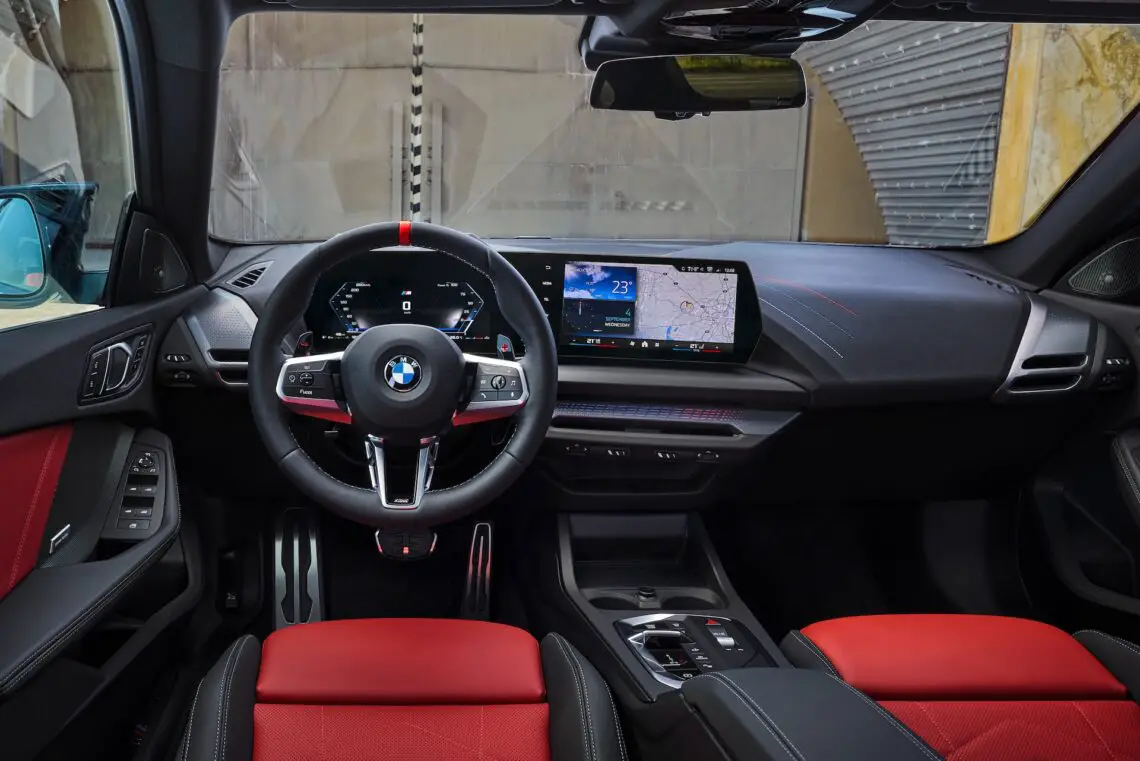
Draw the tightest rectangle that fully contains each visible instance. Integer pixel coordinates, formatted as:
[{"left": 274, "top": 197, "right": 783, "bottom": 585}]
[
  {"left": 253, "top": 704, "right": 551, "bottom": 761},
  {"left": 883, "top": 701, "right": 1140, "bottom": 761}
]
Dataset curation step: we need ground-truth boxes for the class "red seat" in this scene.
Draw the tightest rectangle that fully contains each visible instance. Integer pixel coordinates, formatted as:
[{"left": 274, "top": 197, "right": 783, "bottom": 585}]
[
  {"left": 177, "top": 619, "right": 627, "bottom": 761},
  {"left": 782, "top": 614, "right": 1140, "bottom": 761}
]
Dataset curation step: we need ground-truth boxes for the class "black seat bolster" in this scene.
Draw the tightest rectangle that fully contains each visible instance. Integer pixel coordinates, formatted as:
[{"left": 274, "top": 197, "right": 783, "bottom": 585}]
[
  {"left": 681, "top": 668, "right": 944, "bottom": 761},
  {"left": 177, "top": 635, "right": 261, "bottom": 761},
  {"left": 541, "top": 632, "right": 629, "bottom": 761},
  {"left": 1075, "top": 630, "right": 1140, "bottom": 698},
  {"left": 779, "top": 629, "right": 842, "bottom": 677}
]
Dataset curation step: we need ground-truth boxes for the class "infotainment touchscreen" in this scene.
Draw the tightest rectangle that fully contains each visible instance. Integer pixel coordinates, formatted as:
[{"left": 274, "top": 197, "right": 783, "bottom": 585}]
[{"left": 560, "top": 260, "right": 740, "bottom": 358}]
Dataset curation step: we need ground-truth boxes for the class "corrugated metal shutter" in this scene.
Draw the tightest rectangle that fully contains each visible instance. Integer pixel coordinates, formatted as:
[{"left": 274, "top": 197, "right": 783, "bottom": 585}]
[{"left": 797, "top": 21, "right": 1011, "bottom": 246}]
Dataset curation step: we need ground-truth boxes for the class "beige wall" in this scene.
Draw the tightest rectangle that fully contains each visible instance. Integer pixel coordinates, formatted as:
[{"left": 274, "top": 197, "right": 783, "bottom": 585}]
[
  {"left": 798, "top": 67, "right": 885, "bottom": 244},
  {"left": 989, "top": 24, "right": 1140, "bottom": 242}
]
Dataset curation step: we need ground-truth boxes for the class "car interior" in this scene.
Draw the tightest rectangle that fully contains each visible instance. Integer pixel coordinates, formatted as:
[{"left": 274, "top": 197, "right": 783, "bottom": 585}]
[{"left": 9, "top": 0, "right": 1140, "bottom": 760}]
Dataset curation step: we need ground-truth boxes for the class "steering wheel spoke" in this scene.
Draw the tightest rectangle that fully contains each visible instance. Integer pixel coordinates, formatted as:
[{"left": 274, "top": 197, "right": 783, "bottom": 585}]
[
  {"left": 453, "top": 353, "right": 529, "bottom": 426},
  {"left": 276, "top": 351, "right": 352, "bottom": 425},
  {"left": 365, "top": 435, "right": 439, "bottom": 509}
]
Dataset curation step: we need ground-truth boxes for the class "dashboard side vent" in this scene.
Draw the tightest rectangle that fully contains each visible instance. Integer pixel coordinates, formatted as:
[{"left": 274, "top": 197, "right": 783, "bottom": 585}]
[
  {"left": 209, "top": 349, "right": 250, "bottom": 363},
  {"left": 960, "top": 269, "right": 1018, "bottom": 294},
  {"left": 1009, "top": 373, "right": 1083, "bottom": 394},
  {"left": 229, "top": 263, "right": 271, "bottom": 289},
  {"left": 1022, "top": 353, "right": 1089, "bottom": 371}
]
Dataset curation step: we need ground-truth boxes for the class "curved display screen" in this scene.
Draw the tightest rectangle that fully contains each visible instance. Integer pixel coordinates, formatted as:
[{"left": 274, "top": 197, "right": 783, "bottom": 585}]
[
  {"left": 560, "top": 260, "right": 739, "bottom": 358},
  {"left": 305, "top": 251, "right": 760, "bottom": 363}
]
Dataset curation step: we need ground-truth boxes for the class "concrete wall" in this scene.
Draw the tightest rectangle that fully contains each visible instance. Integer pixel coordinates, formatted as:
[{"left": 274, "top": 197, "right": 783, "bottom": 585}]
[
  {"left": 211, "top": 13, "right": 807, "bottom": 241},
  {"left": 989, "top": 24, "right": 1140, "bottom": 242}
]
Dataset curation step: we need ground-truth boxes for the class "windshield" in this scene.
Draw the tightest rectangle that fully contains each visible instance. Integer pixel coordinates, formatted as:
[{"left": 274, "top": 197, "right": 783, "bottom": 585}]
[{"left": 210, "top": 16, "right": 1140, "bottom": 246}]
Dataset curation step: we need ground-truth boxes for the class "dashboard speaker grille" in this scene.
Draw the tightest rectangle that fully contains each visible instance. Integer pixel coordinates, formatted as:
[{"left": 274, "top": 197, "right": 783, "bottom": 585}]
[{"left": 1069, "top": 239, "right": 1140, "bottom": 298}]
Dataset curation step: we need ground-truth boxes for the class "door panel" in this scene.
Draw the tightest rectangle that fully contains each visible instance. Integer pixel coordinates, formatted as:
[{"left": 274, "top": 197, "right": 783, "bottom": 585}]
[
  {"left": 0, "top": 286, "right": 205, "bottom": 438},
  {"left": 0, "top": 423, "right": 182, "bottom": 696},
  {"left": 0, "top": 425, "right": 72, "bottom": 602}
]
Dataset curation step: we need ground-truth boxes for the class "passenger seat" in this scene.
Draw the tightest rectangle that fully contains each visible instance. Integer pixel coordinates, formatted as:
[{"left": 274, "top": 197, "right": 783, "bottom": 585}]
[{"left": 781, "top": 614, "right": 1140, "bottom": 761}]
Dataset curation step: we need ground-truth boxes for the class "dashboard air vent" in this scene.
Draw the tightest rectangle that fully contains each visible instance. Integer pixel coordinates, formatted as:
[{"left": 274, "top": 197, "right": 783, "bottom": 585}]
[
  {"left": 1022, "top": 354, "right": 1088, "bottom": 371},
  {"left": 1008, "top": 373, "right": 1083, "bottom": 393},
  {"left": 229, "top": 263, "right": 270, "bottom": 289}
]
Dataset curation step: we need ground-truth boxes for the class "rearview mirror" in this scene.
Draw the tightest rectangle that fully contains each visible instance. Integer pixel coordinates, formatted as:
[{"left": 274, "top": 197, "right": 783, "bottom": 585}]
[
  {"left": 590, "top": 54, "right": 806, "bottom": 117},
  {"left": 0, "top": 194, "right": 47, "bottom": 297}
]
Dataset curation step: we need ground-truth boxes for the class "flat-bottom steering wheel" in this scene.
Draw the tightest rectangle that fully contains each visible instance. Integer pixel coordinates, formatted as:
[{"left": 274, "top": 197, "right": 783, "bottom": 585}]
[{"left": 248, "top": 221, "right": 558, "bottom": 528}]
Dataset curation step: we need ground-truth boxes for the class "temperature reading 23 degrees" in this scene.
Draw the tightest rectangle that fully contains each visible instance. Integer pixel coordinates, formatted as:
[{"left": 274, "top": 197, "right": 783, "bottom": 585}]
[{"left": 561, "top": 260, "right": 739, "bottom": 356}]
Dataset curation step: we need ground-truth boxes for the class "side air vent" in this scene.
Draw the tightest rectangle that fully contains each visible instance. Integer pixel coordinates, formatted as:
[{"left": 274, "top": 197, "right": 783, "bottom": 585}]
[
  {"left": 228, "top": 263, "right": 271, "bottom": 289},
  {"left": 995, "top": 295, "right": 1097, "bottom": 401},
  {"left": 1022, "top": 354, "right": 1089, "bottom": 371},
  {"left": 1009, "top": 373, "right": 1083, "bottom": 393},
  {"left": 209, "top": 349, "right": 249, "bottom": 363}
]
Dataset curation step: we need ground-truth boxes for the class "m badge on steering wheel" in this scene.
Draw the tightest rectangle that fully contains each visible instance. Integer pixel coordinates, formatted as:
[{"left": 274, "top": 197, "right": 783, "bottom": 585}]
[{"left": 384, "top": 355, "right": 421, "bottom": 392}]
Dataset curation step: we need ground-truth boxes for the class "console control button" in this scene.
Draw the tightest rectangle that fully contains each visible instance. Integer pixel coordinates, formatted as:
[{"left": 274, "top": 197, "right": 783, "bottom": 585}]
[{"left": 117, "top": 518, "right": 151, "bottom": 531}]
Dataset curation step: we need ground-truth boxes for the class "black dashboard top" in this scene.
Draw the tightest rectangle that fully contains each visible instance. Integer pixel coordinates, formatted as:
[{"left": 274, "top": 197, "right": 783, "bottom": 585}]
[{"left": 204, "top": 237, "right": 1056, "bottom": 407}]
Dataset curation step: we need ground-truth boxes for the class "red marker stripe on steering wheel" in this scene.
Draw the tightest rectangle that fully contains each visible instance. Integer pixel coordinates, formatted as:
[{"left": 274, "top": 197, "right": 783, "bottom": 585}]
[{"left": 398, "top": 221, "right": 412, "bottom": 246}]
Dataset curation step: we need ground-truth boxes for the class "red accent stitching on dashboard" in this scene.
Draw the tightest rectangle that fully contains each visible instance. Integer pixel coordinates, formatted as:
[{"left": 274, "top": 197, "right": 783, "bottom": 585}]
[
  {"left": 399, "top": 221, "right": 412, "bottom": 246},
  {"left": 762, "top": 277, "right": 857, "bottom": 316}
]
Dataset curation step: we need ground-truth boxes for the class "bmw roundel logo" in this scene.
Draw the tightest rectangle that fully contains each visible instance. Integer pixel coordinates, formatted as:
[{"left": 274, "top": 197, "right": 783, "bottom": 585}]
[{"left": 384, "top": 355, "right": 421, "bottom": 393}]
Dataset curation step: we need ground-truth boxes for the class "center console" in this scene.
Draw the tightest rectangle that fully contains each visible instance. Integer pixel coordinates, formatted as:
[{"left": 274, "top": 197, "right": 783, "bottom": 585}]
[
  {"left": 555, "top": 513, "right": 939, "bottom": 761},
  {"left": 557, "top": 512, "right": 787, "bottom": 701}
]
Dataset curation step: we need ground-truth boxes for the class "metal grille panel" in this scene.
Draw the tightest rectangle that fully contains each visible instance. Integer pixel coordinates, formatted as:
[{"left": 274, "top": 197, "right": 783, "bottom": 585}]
[{"left": 797, "top": 21, "right": 1011, "bottom": 246}]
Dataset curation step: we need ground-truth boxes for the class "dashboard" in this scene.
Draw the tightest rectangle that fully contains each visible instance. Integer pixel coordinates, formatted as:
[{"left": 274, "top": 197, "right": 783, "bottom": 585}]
[
  {"left": 304, "top": 252, "right": 763, "bottom": 364},
  {"left": 154, "top": 236, "right": 1137, "bottom": 511}
]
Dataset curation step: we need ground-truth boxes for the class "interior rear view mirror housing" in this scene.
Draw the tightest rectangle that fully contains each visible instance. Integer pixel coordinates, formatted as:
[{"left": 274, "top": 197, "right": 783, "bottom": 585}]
[{"left": 589, "top": 54, "right": 806, "bottom": 119}]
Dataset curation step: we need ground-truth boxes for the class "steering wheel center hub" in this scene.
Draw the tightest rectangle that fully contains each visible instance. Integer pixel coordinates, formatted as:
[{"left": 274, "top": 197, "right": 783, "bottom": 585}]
[{"left": 340, "top": 324, "right": 465, "bottom": 443}]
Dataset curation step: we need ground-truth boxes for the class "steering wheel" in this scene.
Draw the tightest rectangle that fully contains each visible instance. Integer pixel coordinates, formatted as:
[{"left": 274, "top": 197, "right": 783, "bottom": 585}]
[{"left": 248, "top": 221, "right": 558, "bottom": 528}]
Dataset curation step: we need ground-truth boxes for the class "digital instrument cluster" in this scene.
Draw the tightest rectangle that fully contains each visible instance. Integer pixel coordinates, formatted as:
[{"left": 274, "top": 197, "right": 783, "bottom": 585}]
[{"left": 304, "top": 252, "right": 761, "bottom": 363}]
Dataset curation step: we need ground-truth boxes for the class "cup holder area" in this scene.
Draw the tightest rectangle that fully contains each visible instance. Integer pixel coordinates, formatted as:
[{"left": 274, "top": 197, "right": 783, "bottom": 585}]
[{"left": 583, "top": 586, "right": 724, "bottom": 611}]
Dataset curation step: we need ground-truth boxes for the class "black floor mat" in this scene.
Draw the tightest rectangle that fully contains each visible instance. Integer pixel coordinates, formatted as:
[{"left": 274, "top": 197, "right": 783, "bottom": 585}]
[{"left": 320, "top": 512, "right": 471, "bottom": 620}]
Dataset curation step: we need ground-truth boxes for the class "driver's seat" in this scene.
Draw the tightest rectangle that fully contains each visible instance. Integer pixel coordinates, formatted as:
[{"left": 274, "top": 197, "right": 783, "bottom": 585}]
[{"left": 177, "top": 619, "right": 626, "bottom": 761}]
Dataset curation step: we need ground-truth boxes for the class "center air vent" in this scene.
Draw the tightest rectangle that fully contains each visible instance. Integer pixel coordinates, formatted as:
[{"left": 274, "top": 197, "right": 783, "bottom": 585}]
[{"left": 229, "top": 262, "right": 271, "bottom": 289}]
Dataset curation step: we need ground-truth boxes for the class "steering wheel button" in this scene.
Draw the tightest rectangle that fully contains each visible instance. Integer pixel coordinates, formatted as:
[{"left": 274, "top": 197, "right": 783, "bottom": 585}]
[
  {"left": 502, "top": 389, "right": 521, "bottom": 401},
  {"left": 490, "top": 375, "right": 507, "bottom": 390},
  {"left": 474, "top": 390, "right": 499, "bottom": 403},
  {"left": 299, "top": 372, "right": 315, "bottom": 387},
  {"left": 505, "top": 377, "right": 521, "bottom": 390}
]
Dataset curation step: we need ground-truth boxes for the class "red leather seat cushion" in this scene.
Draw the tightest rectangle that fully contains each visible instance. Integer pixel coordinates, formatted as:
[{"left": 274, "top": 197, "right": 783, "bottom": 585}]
[
  {"left": 801, "top": 615, "right": 1126, "bottom": 700},
  {"left": 253, "top": 703, "right": 551, "bottom": 761},
  {"left": 257, "top": 619, "right": 546, "bottom": 705},
  {"left": 883, "top": 701, "right": 1140, "bottom": 761}
]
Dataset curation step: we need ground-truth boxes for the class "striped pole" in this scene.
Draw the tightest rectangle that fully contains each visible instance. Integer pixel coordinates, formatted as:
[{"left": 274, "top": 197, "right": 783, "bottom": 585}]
[{"left": 409, "top": 14, "right": 425, "bottom": 222}]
